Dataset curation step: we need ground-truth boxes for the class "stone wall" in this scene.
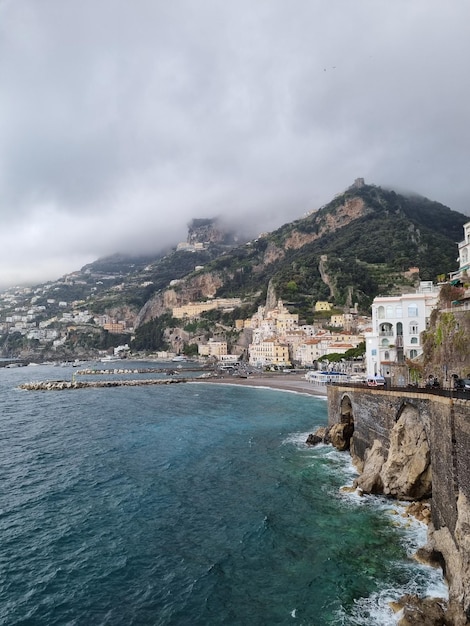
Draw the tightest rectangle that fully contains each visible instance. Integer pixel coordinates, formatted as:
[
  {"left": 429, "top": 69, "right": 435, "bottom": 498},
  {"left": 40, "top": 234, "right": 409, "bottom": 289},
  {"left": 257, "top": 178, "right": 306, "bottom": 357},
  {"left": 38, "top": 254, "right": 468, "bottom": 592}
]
[{"left": 327, "top": 385, "right": 470, "bottom": 622}]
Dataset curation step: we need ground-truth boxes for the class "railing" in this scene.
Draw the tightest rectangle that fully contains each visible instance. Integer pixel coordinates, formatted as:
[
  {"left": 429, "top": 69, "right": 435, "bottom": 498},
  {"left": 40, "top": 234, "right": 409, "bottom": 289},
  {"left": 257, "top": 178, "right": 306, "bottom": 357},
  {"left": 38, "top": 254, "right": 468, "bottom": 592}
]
[
  {"left": 329, "top": 381, "right": 470, "bottom": 400},
  {"left": 379, "top": 331, "right": 394, "bottom": 337}
]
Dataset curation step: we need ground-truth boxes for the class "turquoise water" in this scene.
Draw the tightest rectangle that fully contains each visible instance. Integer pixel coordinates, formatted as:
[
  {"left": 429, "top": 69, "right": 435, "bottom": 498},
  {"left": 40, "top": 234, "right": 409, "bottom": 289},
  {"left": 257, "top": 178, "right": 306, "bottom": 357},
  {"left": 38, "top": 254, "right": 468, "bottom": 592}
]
[{"left": 0, "top": 364, "right": 445, "bottom": 625}]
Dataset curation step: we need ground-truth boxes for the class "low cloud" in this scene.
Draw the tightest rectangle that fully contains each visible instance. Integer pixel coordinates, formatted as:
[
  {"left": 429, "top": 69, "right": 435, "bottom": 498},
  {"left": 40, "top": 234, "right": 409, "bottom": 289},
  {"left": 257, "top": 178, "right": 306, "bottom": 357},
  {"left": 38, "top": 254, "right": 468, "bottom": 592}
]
[{"left": 0, "top": 0, "right": 469, "bottom": 287}]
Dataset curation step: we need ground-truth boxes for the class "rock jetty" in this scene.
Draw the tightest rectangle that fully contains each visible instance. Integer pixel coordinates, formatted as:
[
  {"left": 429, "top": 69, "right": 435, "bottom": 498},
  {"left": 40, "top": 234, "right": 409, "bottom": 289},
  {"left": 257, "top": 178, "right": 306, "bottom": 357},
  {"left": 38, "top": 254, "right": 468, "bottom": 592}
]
[{"left": 19, "top": 378, "right": 188, "bottom": 391}]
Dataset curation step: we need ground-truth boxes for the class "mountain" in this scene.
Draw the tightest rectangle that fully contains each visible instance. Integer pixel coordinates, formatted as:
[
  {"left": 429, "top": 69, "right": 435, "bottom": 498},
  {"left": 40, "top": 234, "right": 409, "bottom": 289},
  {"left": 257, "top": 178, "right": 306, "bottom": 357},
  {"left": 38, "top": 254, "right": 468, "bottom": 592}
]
[
  {"left": 136, "top": 180, "right": 468, "bottom": 327},
  {"left": 0, "top": 180, "right": 467, "bottom": 359}
]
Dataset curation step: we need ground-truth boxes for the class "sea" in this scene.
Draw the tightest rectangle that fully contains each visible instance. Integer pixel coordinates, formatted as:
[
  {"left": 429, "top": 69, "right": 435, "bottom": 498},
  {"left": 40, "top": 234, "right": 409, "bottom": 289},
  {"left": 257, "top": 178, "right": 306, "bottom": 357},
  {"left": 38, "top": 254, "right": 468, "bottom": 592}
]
[{"left": 0, "top": 362, "right": 447, "bottom": 625}]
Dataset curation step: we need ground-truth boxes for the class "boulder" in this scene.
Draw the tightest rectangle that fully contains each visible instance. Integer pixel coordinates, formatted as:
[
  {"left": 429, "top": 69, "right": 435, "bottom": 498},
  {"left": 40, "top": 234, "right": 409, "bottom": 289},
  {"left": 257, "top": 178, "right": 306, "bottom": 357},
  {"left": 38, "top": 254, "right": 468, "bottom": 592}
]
[
  {"left": 392, "top": 594, "right": 450, "bottom": 626},
  {"left": 353, "top": 439, "right": 385, "bottom": 494},
  {"left": 328, "top": 420, "right": 354, "bottom": 451},
  {"left": 380, "top": 406, "right": 432, "bottom": 500},
  {"left": 306, "top": 426, "right": 330, "bottom": 446}
]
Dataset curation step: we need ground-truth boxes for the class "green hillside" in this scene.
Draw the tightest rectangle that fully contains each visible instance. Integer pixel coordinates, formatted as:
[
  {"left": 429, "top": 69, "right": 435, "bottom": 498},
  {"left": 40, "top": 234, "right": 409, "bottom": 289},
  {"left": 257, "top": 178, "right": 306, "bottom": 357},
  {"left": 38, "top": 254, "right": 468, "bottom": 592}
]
[{"left": 200, "top": 183, "right": 467, "bottom": 313}]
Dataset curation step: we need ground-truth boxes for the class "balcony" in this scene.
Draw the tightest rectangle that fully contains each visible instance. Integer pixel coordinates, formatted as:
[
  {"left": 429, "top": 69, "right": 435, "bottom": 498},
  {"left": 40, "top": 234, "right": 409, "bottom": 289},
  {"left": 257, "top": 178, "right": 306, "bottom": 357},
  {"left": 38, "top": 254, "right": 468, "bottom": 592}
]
[{"left": 379, "top": 330, "right": 394, "bottom": 337}]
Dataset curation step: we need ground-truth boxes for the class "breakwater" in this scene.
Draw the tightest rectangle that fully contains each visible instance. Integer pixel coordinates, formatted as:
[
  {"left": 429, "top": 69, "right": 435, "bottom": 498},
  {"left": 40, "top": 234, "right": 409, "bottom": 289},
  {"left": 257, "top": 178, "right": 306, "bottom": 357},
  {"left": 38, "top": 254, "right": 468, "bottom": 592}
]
[
  {"left": 75, "top": 367, "right": 212, "bottom": 376},
  {"left": 19, "top": 378, "right": 190, "bottom": 391}
]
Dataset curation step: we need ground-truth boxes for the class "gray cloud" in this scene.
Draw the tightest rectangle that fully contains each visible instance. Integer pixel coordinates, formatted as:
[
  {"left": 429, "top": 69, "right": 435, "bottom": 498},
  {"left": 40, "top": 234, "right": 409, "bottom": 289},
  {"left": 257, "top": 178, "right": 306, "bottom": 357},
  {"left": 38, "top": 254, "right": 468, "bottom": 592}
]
[{"left": 0, "top": 0, "right": 469, "bottom": 287}]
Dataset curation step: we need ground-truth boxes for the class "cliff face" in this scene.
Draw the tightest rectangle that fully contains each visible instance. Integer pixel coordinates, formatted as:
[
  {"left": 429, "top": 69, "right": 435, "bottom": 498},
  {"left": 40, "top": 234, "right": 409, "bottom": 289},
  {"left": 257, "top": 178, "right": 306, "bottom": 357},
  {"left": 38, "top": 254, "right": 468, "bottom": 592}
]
[
  {"left": 187, "top": 218, "right": 241, "bottom": 246},
  {"left": 353, "top": 402, "right": 432, "bottom": 500},
  {"left": 130, "top": 182, "right": 467, "bottom": 332},
  {"left": 422, "top": 308, "right": 470, "bottom": 379},
  {"left": 135, "top": 270, "right": 225, "bottom": 326}
]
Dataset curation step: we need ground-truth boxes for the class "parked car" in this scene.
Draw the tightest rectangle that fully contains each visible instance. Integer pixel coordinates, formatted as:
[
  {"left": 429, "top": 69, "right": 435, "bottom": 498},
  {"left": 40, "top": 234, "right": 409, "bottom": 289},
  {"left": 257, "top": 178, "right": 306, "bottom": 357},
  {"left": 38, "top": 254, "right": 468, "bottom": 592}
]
[
  {"left": 454, "top": 378, "right": 470, "bottom": 391},
  {"left": 367, "top": 375, "right": 386, "bottom": 387}
]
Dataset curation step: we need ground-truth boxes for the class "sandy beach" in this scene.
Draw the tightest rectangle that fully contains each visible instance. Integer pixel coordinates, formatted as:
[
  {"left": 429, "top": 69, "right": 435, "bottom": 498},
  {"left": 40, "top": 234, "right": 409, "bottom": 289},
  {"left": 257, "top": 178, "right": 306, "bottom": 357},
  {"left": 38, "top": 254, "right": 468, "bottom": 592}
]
[{"left": 192, "top": 372, "right": 327, "bottom": 398}]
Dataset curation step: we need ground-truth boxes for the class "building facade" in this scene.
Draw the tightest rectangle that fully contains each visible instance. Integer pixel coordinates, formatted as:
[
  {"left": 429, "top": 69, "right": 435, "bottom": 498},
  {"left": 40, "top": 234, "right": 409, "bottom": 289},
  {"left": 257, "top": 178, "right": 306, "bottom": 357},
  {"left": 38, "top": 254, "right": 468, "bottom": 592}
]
[{"left": 365, "top": 281, "right": 439, "bottom": 377}]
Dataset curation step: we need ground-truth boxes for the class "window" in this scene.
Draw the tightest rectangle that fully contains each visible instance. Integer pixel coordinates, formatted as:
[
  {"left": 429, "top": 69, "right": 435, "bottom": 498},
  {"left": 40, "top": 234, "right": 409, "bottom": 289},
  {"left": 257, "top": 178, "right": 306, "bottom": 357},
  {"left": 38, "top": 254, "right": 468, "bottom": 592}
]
[
  {"left": 396, "top": 306, "right": 402, "bottom": 318},
  {"left": 377, "top": 306, "right": 385, "bottom": 319},
  {"left": 408, "top": 303, "right": 418, "bottom": 317},
  {"left": 384, "top": 351, "right": 390, "bottom": 360},
  {"left": 409, "top": 321, "right": 418, "bottom": 334},
  {"left": 386, "top": 306, "right": 393, "bottom": 318},
  {"left": 409, "top": 349, "right": 418, "bottom": 359},
  {"left": 381, "top": 338, "right": 389, "bottom": 347},
  {"left": 411, "top": 337, "right": 418, "bottom": 344}
]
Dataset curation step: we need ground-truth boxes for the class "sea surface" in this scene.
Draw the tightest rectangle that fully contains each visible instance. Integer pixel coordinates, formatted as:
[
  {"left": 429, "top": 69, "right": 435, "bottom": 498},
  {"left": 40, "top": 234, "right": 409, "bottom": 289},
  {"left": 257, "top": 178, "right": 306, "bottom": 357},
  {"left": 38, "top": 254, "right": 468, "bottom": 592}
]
[{"left": 0, "top": 363, "right": 446, "bottom": 625}]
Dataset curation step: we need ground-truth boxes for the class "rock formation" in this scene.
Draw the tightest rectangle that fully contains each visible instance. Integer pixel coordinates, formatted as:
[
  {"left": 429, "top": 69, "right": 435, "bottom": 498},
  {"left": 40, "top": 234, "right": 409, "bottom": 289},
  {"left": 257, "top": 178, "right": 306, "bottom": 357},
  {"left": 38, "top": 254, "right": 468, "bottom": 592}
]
[
  {"left": 351, "top": 406, "right": 432, "bottom": 500},
  {"left": 380, "top": 405, "right": 432, "bottom": 500},
  {"left": 429, "top": 492, "right": 470, "bottom": 625}
]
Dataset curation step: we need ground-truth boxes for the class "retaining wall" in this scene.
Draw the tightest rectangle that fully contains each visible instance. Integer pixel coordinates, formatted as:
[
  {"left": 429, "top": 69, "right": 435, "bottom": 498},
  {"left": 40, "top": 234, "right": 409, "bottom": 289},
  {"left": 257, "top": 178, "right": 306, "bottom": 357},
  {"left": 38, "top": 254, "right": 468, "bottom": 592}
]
[{"left": 327, "top": 385, "right": 469, "bottom": 538}]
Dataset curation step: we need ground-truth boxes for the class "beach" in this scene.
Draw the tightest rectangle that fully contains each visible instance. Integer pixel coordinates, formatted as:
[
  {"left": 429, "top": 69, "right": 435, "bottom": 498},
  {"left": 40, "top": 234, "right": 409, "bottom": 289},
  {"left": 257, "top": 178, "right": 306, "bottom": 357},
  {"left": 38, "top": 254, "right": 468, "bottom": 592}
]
[{"left": 195, "top": 372, "right": 327, "bottom": 397}]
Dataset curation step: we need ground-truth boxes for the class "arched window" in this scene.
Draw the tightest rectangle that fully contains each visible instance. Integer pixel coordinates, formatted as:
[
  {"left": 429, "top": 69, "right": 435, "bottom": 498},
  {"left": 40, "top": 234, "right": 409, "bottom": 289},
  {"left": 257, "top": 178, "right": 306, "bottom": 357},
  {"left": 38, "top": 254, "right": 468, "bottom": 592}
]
[
  {"left": 377, "top": 306, "right": 385, "bottom": 319},
  {"left": 411, "top": 337, "right": 418, "bottom": 344},
  {"left": 381, "top": 338, "right": 389, "bottom": 347},
  {"left": 384, "top": 351, "right": 390, "bottom": 360},
  {"left": 463, "top": 249, "right": 468, "bottom": 264},
  {"left": 409, "top": 349, "right": 418, "bottom": 359},
  {"left": 408, "top": 303, "right": 418, "bottom": 317},
  {"left": 396, "top": 322, "right": 403, "bottom": 336},
  {"left": 396, "top": 306, "right": 402, "bottom": 318},
  {"left": 386, "top": 306, "right": 393, "bottom": 318},
  {"left": 409, "top": 321, "right": 418, "bottom": 334}
]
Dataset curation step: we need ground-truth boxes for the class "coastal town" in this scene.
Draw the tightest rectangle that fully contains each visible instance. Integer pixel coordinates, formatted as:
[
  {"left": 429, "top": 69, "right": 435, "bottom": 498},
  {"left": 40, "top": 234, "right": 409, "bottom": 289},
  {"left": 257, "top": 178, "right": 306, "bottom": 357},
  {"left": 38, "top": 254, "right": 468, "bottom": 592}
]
[{"left": 2, "top": 231, "right": 470, "bottom": 390}]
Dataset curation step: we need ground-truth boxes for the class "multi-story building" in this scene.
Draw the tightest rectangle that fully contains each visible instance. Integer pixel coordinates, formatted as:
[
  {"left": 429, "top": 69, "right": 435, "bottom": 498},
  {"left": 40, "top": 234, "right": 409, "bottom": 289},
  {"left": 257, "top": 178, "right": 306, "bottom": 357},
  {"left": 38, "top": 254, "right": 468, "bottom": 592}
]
[
  {"left": 450, "top": 220, "right": 470, "bottom": 281},
  {"left": 172, "top": 298, "right": 241, "bottom": 319},
  {"left": 103, "top": 322, "right": 127, "bottom": 334},
  {"left": 198, "top": 339, "right": 228, "bottom": 359},
  {"left": 365, "top": 281, "right": 440, "bottom": 377},
  {"left": 248, "top": 339, "right": 290, "bottom": 368},
  {"left": 295, "top": 339, "right": 322, "bottom": 366}
]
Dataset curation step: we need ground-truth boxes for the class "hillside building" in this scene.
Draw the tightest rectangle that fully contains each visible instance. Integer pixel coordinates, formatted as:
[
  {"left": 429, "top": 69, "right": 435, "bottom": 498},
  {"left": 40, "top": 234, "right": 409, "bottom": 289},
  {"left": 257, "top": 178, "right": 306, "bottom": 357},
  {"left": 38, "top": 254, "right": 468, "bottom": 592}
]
[{"left": 172, "top": 298, "right": 241, "bottom": 319}]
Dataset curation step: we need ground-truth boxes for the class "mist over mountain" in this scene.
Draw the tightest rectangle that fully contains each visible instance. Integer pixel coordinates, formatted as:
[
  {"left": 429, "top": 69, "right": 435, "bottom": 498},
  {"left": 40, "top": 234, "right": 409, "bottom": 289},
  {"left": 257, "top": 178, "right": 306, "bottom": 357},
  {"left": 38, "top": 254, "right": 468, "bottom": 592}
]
[{"left": 0, "top": 180, "right": 467, "bottom": 360}]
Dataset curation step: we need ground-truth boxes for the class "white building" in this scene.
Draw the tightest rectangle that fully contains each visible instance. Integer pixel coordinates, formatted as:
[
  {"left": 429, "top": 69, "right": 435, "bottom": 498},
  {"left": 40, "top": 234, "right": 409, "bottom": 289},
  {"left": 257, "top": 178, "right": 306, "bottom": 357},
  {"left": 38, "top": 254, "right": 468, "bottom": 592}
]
[
  {"left": 365, "top": 281, "right": 439, "bottom": 377},
  {"left": 452, "top": 221, "right": 470, "bottom": 279},
  {"left": 295, "top": 339, "right": 322, "bottom": 366}
]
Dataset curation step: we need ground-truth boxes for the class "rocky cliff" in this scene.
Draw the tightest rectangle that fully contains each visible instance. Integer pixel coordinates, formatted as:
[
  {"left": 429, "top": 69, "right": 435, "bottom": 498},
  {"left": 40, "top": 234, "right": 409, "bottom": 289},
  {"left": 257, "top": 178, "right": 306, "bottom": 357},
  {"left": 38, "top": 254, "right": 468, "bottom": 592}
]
[
  {"left": 325, "top": 386, "right": 470, "bottom": 625},
  {"left": 352, "top": 403, "right": 432, "bottom": 500},
  {"left": 135, "top": 270, "right": 225, "bottom": 326}
]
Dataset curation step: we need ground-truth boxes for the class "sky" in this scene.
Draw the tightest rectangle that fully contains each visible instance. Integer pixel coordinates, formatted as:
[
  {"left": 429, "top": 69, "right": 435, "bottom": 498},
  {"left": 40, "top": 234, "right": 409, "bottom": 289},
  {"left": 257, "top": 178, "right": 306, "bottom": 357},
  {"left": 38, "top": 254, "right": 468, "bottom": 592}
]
[{"left": 1, "top": 0, "right": 469, "bottom": 288}]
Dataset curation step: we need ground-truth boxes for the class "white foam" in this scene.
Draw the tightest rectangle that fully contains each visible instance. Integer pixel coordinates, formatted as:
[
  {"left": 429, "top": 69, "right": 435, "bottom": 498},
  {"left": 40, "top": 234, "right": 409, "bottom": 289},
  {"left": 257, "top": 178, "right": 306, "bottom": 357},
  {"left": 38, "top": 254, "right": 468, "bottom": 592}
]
[
  {"left": 336, "top": 588, "right": 403, "bottom": 625},
  {"left": 282, "top": 430, "right": 322, "bottom": 447}
]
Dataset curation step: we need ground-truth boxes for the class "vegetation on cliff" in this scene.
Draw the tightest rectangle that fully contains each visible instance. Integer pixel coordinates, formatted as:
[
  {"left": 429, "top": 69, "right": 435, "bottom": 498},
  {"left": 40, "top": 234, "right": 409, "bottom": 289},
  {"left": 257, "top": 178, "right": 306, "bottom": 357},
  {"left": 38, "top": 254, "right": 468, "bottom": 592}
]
[{"left": 178, "top": 184, "right": 467, "bottom": 316}]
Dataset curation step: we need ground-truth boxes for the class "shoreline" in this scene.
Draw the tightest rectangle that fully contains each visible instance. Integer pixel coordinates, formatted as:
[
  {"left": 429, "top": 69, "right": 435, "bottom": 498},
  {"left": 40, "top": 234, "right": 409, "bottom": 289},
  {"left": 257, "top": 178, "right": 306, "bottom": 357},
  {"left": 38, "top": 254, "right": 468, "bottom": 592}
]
[
  {"left": 192, "top": 373, "right": 327, "bottom": 398},
  {"left": 18, "top": 370, "right": 328, "bottom": 396}
]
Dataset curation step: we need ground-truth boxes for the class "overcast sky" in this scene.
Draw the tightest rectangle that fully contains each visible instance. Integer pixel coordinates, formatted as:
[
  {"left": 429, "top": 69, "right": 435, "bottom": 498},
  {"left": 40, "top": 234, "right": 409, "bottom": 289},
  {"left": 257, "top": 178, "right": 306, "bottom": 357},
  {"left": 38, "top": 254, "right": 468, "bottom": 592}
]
[{"left": 1, "top": 0, "right": 469, "bottom": 288}]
